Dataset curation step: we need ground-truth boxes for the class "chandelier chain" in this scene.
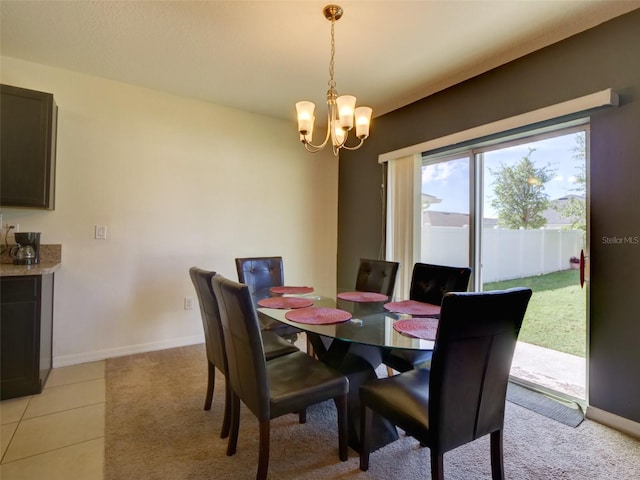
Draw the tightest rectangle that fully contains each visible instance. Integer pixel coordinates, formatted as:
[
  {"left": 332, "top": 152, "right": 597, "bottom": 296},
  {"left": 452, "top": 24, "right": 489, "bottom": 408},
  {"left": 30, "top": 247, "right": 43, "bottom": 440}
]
[{"left": 328, "top": 18, "right": 336, "bottom": 91}]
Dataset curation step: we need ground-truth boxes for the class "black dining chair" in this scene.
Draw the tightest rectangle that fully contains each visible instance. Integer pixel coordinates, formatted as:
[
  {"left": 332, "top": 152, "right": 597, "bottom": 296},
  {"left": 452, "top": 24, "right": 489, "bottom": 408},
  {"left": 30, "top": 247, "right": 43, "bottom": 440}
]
[
  {"left": 235, "top": 256, "right": 285, "bottom": 301},
  {"left": 409, "top": 262, "right": 472, "bottom": 305},
  {"left": 359, "top": 287, "right": 532, "bottom": 480},
  {"left": 235, "top": 256, "right": 302, "bottom": 342},
  {"left": 382, "top": 262, "right": 472, "bottom": 374},
  {"left": 355, "top": 258, "right": 400, "bottom": 297},
  {"left": 189, "top": 267, "right": 299, "bottom": 438},
  {"left": 212, "top": 274, "right": 349, "bottom": 480}
]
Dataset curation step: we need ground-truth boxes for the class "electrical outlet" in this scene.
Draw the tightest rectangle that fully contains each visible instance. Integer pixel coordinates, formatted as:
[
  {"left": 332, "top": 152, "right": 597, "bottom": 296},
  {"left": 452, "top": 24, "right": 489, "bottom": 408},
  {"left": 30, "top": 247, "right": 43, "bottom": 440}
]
[
  {"left": 184, "top": 297, "right": 194, "bottom": 310},
  {"left": 2, "top": 223, "right": 17, "bottom": 237}
]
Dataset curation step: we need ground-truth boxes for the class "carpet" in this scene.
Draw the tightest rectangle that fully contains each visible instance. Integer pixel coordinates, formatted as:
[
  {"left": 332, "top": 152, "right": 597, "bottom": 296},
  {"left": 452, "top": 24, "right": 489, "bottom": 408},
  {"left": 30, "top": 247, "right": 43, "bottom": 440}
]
[
  {"left": 105, "top": 345, "right": 640, "bottom": 479},
  {"left": 506, "top": 382, "right": 585, "bottom": 427}
]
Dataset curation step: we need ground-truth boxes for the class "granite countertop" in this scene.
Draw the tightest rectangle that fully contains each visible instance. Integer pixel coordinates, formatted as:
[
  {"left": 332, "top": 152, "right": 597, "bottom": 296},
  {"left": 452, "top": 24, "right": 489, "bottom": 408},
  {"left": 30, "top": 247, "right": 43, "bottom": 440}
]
[{"left": 0, "top": 244, "right": 62, "bottom": 277}]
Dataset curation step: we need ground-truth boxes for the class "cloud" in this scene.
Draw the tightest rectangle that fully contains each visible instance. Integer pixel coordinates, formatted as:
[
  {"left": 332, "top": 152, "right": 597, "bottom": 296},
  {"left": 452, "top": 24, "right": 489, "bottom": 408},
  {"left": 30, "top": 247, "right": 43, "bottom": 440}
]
[{"left": 423, "top": 162, "right": 457, "bottom": 183}]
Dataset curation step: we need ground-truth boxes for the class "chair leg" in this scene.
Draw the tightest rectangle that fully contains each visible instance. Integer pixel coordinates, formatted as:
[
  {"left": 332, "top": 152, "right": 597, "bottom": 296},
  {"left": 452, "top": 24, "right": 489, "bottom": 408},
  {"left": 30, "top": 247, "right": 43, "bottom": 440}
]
[
  {"left": 336, "top": 394, "right": 348, "bottom": 461},
  {"left": 226, "top": 392, "right": 240, "bottom": 456},
  {"left": 359, "top": 403, "right": 372, "bottom": 470},
  {"left": 298, "top": 408, "right": 307, "bottom": 424},
  {"left": 221, "top": 378, "right": 232, "bottom": 439},
  {"left": 204, "top": 362, "right": 215, "bottom": 410},
  {"left": 490, "top": 429, "right": 505, "bottom": 480},
  {"left": 430, "top": 450, "right": 444, "bottom": 480},
  {"left": 257, "top": 420, "right": 270, "bottom": 480}
]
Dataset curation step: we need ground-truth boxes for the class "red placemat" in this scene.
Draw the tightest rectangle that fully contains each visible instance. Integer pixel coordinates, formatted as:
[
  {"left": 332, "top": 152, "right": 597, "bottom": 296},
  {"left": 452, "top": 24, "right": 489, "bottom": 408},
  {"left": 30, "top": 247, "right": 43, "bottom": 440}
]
[
  {"left": 285, "top": 307, "right": 352, "bottom": 325},
  {"left": 269, "top": 286, "right": 315, "bottom": 295},
  {"left": 393, "top": 318, "right": 439, "bottom": 340},
  {"left": 337, "top": 291, "right": 388, "bottom": 302},
  {"left": 257, "top": 297, "right": 313, "bottom": 309},
  {"left": 384, "top": 300, "right": 441, "bottom": 316}
]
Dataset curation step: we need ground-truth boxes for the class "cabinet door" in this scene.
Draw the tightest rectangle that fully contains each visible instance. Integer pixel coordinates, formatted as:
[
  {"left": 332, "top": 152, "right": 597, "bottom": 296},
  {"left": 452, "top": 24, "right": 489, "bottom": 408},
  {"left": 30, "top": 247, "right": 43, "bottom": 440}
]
[
  {"left": 0, "top": 84, "right": 57, "bottom": 209},
  {"left": 0, "top": 276, "right": 42, "bottom": 400}
]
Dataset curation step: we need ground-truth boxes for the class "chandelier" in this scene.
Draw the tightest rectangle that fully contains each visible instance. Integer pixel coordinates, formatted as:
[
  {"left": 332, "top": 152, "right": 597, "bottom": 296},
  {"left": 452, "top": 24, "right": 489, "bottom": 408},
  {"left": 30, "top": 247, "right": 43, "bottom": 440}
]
[{"left": 296, "top": 5, "right": 372, "bottom": 156}]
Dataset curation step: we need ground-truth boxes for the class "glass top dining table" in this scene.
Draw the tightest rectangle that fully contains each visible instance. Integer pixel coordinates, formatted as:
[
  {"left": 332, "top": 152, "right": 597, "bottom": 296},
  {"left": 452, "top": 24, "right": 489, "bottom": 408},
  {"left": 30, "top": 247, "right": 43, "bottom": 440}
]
[
  {"left": 256, "top": 290, "right": 438, "bottom": 351},
  {"left": 256, "top": 287, "right": 440, "bottom": 453}
]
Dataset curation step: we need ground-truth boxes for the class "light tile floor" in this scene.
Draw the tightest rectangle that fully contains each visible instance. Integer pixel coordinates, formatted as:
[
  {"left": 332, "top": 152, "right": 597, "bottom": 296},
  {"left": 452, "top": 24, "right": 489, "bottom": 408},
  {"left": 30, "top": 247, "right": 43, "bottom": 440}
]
[{"left": 0, "top": 361, "right": 105, "bottom": 480}]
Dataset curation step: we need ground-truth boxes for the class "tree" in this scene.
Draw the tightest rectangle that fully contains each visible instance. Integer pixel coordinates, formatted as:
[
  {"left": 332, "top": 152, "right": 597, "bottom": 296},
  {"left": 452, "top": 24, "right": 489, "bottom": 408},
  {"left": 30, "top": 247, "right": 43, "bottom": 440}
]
[
  {"left": 490, "top": 148, "right": 555, "bottom": 229},
  {"left": 555, "top": 132, "right": 586, "bottom": 231}
]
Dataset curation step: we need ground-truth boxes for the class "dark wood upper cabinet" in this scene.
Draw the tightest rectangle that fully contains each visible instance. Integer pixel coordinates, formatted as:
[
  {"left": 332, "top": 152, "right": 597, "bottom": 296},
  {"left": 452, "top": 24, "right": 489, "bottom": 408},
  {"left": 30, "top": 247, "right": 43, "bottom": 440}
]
[{"left": 1, "top": 84, "right": 58, "bottom": 210}]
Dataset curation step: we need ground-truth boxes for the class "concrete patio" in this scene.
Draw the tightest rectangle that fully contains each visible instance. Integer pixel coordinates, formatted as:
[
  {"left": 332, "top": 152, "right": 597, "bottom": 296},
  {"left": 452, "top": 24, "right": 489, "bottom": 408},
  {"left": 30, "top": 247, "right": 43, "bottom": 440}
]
[{"left": 511, "top": 341, "right": 586, "bottom": 400}]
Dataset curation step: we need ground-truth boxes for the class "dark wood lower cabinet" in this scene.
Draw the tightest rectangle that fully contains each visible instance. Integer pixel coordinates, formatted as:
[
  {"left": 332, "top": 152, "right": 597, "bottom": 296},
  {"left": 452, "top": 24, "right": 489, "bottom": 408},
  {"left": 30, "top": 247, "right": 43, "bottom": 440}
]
[{"left": 0, "top": 274, "right": 54, "bottom": 400}]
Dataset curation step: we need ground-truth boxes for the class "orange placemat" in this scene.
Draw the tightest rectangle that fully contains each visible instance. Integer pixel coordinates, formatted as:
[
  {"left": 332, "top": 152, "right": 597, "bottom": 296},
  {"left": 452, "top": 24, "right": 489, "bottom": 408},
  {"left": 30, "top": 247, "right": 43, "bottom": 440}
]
[
  {"left": 257, "top": 297, "right": 313, "bottom": 309},
  {"left": 337, "top": 291, "right": 388, "bottom": 302},
  {"left": 384, "top": 300, "right": 441, "bottom": 316},
  {"left": 285, "top": 307, "right": 352, "bottom": 325},
  {"left": 269, "top": 286, "right": 314, "bottom": 295},
  {"left": 393, "top": 318, "right": 439, "bottom": 340}
]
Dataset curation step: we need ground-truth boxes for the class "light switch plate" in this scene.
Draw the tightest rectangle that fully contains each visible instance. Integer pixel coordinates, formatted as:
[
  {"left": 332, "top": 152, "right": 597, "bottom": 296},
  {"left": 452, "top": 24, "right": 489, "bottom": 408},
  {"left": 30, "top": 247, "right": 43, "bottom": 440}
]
[
  {"left": 184, "top": 297, "right": 194, "bottom": 310},
  {"left": 95, "top": 225, "right": 107, "bottom": 240}
]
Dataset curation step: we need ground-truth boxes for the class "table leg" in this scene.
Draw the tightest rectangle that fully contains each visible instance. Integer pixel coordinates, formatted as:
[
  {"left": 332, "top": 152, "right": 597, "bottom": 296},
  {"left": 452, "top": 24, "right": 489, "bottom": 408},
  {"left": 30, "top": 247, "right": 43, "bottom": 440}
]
[{"left": 308, "top": 334, "right": 399, "bottom": 452}]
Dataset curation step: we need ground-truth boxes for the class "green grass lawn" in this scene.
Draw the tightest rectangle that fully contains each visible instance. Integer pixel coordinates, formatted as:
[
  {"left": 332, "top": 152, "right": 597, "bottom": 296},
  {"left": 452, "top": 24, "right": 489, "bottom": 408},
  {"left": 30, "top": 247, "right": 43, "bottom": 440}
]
[{"left": 483, "top": 269, "right": 586, "bottom": 357}]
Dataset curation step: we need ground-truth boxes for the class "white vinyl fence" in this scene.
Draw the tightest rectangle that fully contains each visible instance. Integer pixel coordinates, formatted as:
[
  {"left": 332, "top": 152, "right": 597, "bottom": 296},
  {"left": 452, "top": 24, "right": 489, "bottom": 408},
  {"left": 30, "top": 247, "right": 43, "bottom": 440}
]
[{"left": 421, "top": 226, "right": 584, "bottom": 283}]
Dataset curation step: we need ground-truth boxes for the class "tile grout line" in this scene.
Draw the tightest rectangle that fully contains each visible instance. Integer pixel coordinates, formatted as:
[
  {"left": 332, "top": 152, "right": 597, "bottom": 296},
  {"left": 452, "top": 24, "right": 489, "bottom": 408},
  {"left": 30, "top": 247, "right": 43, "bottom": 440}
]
[
  {"left": 44, "top": 377, "right": 106, "bottom": 390},
  {"left": 1, "top": 400, "right": 106, "bottom": 464},
  {"left": 1, "top": 395, "right": 32, "bottom": 464},
  {"left": 20, "top": 400, "right": 107, "bottom": 422},
  {"left": 1, "top": 375, "right": 106, "bottom": 466},
  {"left": 0, "top": 435, "right": 105, "bottom": 465}
]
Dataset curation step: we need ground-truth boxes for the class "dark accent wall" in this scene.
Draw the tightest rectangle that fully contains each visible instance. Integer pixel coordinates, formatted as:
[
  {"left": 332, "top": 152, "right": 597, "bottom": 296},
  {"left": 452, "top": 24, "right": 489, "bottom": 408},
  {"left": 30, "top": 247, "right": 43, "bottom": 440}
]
[{"left": 338, "top": 9, "right": 640, "bottom": 423}]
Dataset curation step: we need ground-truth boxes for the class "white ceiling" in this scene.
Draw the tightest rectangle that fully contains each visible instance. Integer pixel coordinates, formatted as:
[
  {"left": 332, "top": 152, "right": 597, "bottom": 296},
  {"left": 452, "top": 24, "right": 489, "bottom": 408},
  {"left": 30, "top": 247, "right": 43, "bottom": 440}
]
[{"left": 2, "top": 1, "right": 639, "bottom": 123}]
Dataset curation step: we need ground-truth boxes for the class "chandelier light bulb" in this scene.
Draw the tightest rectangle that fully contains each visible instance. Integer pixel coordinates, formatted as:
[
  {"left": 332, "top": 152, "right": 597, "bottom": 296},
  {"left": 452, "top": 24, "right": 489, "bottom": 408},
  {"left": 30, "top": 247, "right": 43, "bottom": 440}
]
[
  {"left": 334, "top": 123, "right": 346, "bottom": 144},
  {"left": 296, "top": 101, "right": 316, "bottom": 135},
  {"left": 336, "top": 95, "right": 356, "bottom": 130},
  {"left": 355, "top": 106, "right": 372, "bottom": 139}
]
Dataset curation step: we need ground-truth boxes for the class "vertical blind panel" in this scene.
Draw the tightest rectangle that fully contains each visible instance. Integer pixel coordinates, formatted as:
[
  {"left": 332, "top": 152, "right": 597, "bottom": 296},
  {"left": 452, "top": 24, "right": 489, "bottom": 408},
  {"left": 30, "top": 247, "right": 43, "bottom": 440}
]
[{"left": 386, "top": 154, "right": 422, "bottom": 299}]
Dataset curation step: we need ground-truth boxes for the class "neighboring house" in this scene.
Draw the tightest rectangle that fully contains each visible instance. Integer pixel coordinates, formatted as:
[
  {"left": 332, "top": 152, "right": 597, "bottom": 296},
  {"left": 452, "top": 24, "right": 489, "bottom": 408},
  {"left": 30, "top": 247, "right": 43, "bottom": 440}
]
[
  {"left": 543, "top": 195, "right": 585, "bottom": 229},
  {"left": 423, "top": 210, "right": 472, "bottom": 227}
]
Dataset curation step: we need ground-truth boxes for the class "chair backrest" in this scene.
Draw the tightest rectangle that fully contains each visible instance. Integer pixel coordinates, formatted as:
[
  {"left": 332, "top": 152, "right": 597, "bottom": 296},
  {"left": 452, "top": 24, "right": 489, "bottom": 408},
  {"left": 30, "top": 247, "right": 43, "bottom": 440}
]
[
  {"left": 212, "top": 274, "right": 270, "bottom": 422},
  {"left": 409, "top": 263, "right": 472, "bottom": 305},
  {"left": 189, "top": 267, "right": 227, "bottom": 374},
  {"left": 355, "top": 258, "right": 400, "bottom": 297},
  {"left": 428, "top": 287, "right": 532, "bottom": 453},
  {"left": 235, "top": 257, "right": 284, "bottom": 301}
]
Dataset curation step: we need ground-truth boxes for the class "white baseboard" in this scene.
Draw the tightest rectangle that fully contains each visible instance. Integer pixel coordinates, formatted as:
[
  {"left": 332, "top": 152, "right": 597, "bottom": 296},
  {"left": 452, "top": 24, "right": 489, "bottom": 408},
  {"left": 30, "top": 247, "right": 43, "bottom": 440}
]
[
  {"left": 586, "top": 406, "right": 640, "bottom": 439},
  {"left": 52, "top": 334, "right": 205, "bottom": 368}
]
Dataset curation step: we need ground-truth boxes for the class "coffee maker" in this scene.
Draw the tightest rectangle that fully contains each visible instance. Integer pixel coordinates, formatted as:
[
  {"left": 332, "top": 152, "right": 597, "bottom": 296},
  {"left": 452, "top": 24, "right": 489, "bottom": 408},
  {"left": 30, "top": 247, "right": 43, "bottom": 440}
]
[{"left": 10, "top": 232, "right": 41, "bottom": 265}]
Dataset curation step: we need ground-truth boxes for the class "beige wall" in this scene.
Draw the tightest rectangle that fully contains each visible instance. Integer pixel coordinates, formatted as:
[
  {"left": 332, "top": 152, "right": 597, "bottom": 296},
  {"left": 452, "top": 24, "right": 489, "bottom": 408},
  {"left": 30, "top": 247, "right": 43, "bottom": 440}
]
[{"left": 1, "top": 56, "right": 338, "bottom": 366}]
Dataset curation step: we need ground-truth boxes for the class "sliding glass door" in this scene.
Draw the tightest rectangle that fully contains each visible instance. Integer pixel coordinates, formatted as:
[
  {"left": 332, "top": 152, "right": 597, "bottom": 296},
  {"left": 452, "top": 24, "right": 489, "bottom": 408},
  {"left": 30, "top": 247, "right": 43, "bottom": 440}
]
[{"left": 420, "top": 125, "right": 588, "bottom": 401}]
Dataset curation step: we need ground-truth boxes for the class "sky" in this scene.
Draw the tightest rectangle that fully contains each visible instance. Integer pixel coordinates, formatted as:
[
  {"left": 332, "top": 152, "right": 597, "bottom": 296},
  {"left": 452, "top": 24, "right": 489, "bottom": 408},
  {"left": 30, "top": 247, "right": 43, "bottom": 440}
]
[{"left": 422, "top": 131, "right": 585, "bottom": 218}]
